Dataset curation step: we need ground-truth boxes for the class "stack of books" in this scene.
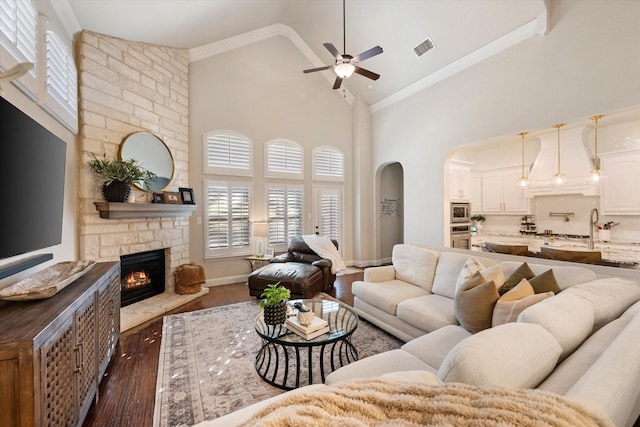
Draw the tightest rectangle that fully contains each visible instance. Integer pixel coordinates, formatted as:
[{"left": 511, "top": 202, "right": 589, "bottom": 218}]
[{"left": 285, "top": 315, "right": 329, "bottom": 340}]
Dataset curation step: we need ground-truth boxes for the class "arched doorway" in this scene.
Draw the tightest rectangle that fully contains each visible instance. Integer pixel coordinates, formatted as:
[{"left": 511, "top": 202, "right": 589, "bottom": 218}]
[{"left": 378, "top": 162, "right": 404, "bottom": 262}]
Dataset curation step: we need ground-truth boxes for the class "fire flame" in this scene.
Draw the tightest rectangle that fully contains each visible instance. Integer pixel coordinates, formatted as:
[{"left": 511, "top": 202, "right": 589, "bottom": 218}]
[{"left": 123, "top": 270, "right": 151, "bottom": 290}]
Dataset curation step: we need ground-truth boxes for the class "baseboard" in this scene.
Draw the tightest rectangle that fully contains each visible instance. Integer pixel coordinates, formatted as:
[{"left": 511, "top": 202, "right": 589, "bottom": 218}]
[{"left": 205, "top": 274, "right": 249, "bottom": 287}]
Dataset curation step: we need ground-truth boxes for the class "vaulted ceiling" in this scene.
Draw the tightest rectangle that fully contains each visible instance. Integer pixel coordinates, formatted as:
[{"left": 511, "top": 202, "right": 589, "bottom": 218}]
[{"left": 64, "top": 0, "right": 546, "bottom": 106}]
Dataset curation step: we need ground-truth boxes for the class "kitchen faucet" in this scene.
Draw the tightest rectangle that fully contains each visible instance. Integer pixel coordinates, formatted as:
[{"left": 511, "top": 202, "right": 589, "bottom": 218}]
[{"left": 589, "top": 208, "right": 599, "bottom": 250}]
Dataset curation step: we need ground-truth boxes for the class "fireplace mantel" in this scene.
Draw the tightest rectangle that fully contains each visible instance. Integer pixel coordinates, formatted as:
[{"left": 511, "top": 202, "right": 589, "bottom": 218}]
[{"left": 94, "top": 202, "right": 197, "bottom": 219}]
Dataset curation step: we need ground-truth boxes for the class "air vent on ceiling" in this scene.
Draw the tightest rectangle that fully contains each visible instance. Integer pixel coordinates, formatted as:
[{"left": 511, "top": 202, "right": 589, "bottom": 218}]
[{"left": 414, "top": 37, "right": 435, "bottom": 58}]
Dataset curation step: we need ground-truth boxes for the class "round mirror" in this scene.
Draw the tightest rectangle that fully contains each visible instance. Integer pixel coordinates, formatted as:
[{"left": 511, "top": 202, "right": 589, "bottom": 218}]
[{"left": 119, "top": 132, "right": 174, "bottom": 191}]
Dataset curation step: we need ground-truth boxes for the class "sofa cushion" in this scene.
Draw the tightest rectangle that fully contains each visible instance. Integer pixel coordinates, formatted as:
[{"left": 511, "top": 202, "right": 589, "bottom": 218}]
[
  {"left": 454, "top": 275, "right": 499, "bottom": 334},
  {"left": 396, "top": 294, "right": 458, "bottom": 332},
  {"left": 432, "top": 252, "right": 496, "bottom": 299},
  {"left": 392, "top": 244, "right": 439, "bottom": 292},
  {"left": 438, "top": 322, "right": 562, "bottom": 388},
  {"left": 499, "top": 261, "right": 597, "bottom": 291},
  {"left": 528, "top": 269, "right": 561, "bottom": 294},
  {"left": 379, "top": 370, "right": 443, "bottom": 385},
  {"left": 401, "top": 325, "right": 471, "bottom": 370},
  {"left": 517, "top": 292, "right": 594, "bottom": 359},
  {"left": 352, "top": 279, "right": 428, "bottom": 315},
  {"left": 562, "top": 277, "right": 640, "bottom": 330},
  {"left": 499, "top": 262, "right": 535, "bottom": 295},
  {"left": 492, "top": 279, "right": 554, "bottom": 326},
  {"left": 325, "top": 349, "right": 434, "bottom": 385}
]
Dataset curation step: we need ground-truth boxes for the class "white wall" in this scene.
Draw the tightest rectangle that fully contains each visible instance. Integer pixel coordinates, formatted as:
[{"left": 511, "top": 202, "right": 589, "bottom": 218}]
[
  {"left": 371, "top": 0, "right": 640, "bottom": 247},
  {"left": 189, "top": 36, "right": 353, "bottom": 282}
]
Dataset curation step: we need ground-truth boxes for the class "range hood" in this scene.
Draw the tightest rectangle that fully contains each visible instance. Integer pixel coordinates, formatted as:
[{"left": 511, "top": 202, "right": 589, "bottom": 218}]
[{"left": 526, "top": 126, "right": 598, "bottom": 197}]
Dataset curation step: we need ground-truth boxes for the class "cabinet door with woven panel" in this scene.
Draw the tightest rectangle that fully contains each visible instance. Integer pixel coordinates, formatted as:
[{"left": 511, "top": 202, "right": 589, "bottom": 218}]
[
  {"left": 97, "top": 272, "right": 120, "bottom": 377},
  {"left": 41, "top": 316, "right": 76, "bottom": 426},
  {"left": 75, "top": 296, "right": 97, "bottom": 422}
]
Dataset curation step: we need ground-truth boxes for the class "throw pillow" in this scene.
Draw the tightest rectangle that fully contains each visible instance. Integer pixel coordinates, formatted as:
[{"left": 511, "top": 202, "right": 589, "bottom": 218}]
[
  {"left": 455, "top": 258, "right": 505, "bottom": 295},
  {"left": 492, "top": 279, "right": 554, "bottom": 326},
  {"left": 529, "top": 269, "right": 561, "bottom": 294},
  {"left": 499, "top": 262, "right": 535, "bottom": 295},
  {"left": 438, "top": 322, "right": 562, "bottom": 389},
  {"left": 454, "top": 274, "right": 500, "bottom": 333}
]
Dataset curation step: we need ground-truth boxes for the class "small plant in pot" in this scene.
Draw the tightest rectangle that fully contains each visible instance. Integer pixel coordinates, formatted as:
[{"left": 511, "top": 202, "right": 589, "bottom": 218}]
[
  {"left": 259, "top": 283, "right": 290, "bottom": 325},
  {"left": 471, "top": 214, "right": 486, "bottom": 232},
  {"left": 87, "top": 153, "right": 157, "bottom": 202}
]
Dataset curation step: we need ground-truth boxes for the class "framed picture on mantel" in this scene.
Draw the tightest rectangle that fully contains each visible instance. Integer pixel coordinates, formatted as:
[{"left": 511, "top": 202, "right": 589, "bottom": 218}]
[
  {"left": 163, "top": 191, "right": 181, "bottom": 204},
  {"left": 179, "top": 187, "right": 195, "bottom": 204}
]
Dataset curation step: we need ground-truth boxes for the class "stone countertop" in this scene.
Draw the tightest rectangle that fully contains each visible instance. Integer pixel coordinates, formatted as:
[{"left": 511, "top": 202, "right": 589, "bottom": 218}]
[{"left": 471, "top": 233, "right": 640, "bottom": 265}]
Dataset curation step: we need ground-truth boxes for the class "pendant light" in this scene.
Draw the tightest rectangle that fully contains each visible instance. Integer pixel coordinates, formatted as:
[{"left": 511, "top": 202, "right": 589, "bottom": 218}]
[
  {"left": 551, "top": 123, "right": 565, "bottom": 186},
  {"left": 518, "top": 131, "right": 529, "bottom": 188},
  {"left": 589, "top": 115, "right": 604, "bottom": 183}
]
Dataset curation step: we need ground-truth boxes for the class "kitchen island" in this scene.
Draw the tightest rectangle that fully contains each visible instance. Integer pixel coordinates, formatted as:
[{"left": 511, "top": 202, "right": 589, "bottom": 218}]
[{"left": 471, "top": 233, "right": 640, "bottom": 268}]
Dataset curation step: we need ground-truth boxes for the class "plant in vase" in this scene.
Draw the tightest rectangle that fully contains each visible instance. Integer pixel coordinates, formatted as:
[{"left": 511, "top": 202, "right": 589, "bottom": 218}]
[
  {"left": 471, "top": 214, "right": 486, "bottom": 232},
  {"left": 259, "top": 283, "right": 290, "bottom": 325},
  {"left": 87, "top": 153, "right": 157, "bottom": 202}
]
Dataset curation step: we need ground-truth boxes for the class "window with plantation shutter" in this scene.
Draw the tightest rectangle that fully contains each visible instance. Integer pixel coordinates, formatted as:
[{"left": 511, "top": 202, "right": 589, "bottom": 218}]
[
  {"left": 266, "top": 140, "right": 303, "bottom": 179},
  {"left": 40, "top": 18, "right": 78, "bottom": 133},
  {"left": 203, "top": 131, "right": 253, "bottom": 176},
  {"left": 0, "top": 0, "right": 38, "bottom": 97},
  {"left": 267, "top": 185, "right": 303, "bottom": 247},
  {"left": 313, "top": 146, "right": 344, "bottom": 181},
  {"left": 204, "top": 181, "right": 252, "bottom": 258},
  {"left": 314, "top": 186, "right": 342, "bottom": 243}
]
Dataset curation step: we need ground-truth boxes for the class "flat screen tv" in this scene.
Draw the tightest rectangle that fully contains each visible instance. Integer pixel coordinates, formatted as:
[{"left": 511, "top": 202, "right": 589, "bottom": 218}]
[{"left": 0, "top": 95, "right": 66, "bottom": 259}]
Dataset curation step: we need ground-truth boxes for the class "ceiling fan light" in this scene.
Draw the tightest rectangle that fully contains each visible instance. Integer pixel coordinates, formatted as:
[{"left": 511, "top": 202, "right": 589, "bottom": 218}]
[{"left": 335, "top": 63, "right": 355, "bottom": 78}]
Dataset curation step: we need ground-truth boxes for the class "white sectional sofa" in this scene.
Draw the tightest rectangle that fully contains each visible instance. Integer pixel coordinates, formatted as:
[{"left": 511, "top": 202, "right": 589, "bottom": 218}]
[{"left": 198, "top": 244, "right": 640, "bottom": 427}]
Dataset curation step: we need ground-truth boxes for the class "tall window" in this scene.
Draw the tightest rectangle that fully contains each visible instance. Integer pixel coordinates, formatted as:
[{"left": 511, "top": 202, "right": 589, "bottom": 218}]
[
  {"left": 267, "top": 185, "right": 303, "bottom": 247},
  {"left": 315, "top": 186, "right": 342, "bottom": 242},
  {"left": 204, "top": 181, "right": 251, "bottom": 258},
  {"left": 203, "top": 131, "right": 252, "bottom": 176},
  {"left": 40, "top": 18, "right": 78, "bottom": 133},
  {"left": 313, "top": 146, "right": 344, "bottom": 181},
  {"left": 0, "top": 0, "right": 38, "bottom": 97},
  {"left": 266, "top": 140, "right": 303, "bottom": 179}
]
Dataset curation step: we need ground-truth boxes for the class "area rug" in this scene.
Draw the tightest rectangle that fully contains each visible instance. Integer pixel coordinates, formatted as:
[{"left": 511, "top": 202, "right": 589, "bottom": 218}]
[{"left": 153, "top": 298, "right": 403, "bottom": 427}]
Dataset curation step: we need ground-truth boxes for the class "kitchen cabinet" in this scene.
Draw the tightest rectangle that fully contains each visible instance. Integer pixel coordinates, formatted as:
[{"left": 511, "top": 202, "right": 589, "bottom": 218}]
[
  {"left": 481, "top": 167, "right": 529, "bottom": 213},
  {"left": 0, "top": 262, "right": 119, "bottom": 426},
  {"left": 600, "top": 150, "right": 640, "bottom": 215},
  {"left": 470, "top": 171, "right": 482, "bottom": 213},
  {"left": 449, "top": 161, "right": 471, "bottom": 200}
]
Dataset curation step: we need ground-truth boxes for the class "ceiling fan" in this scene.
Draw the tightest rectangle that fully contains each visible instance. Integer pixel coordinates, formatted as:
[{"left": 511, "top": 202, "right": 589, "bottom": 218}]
[{"left": 303, "top": 0, "right": 383, "bottom": 90}]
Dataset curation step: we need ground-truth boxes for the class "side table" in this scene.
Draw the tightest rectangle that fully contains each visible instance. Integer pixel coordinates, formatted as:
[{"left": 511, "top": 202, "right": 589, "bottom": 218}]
[{"left": 246, "top": 256, "right": 272, "bottom": 272}]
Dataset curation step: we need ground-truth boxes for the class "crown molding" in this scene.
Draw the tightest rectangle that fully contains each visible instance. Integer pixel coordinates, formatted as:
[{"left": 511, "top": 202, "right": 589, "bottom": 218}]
[
  {"left": 189, "top": 23, "right": 353, "bottom": 105},
  {"left": 370, "top": 13, "right": 547, "bottom": 113}
]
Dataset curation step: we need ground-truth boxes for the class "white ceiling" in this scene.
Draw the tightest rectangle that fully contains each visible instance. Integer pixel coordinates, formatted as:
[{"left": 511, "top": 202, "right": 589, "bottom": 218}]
[{"left": 63, "top": 0, "right": 546, "bottom": 105}]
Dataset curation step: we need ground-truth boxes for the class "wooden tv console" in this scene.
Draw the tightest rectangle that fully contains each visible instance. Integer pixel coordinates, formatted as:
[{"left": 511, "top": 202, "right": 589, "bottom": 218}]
[{"left": 0, "top": 262, "right": 120, "bottom": 426}]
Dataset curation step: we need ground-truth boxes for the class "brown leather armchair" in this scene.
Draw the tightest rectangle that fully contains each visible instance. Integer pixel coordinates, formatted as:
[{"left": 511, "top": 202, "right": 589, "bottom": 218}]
[{"left": 248, "top": 237, "right": 339, "bottom": 299}]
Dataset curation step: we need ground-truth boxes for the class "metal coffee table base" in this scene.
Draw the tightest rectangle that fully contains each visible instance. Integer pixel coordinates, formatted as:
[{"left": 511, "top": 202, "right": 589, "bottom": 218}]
[{"left": 255, "top": 336, "right": 358, "bottom": 390}]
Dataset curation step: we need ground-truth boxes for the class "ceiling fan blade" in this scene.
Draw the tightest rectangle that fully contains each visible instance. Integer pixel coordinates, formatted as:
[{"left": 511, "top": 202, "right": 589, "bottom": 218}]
[
  {"left": 323, "top": 43, "right": 342, "bottom": 59},
  {"left": 353, "top": 46, "right": 383, "bottom": 63},
  {"left": 303, "top": 65, "right": 334, "bottom": 74},
  {"left": 332, "top": 76, "right": 343, "bottom": 90},
  {"left": 354, "top": 66, "right": 380, "bottom": 81}
]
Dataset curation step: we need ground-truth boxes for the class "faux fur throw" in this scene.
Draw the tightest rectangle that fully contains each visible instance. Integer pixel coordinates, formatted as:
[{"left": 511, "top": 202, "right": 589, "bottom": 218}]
[
  {"left": 239, "top": 378, "right": 613, "bottom": 427},
  {"left": 302, "top": 235, "right": 346, "bottom": 274}
]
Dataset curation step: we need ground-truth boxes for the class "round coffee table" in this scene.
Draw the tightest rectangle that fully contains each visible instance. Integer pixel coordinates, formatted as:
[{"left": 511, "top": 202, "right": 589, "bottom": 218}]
[{"left": 254, "top": 298, "right": 358, "bottom": 390}]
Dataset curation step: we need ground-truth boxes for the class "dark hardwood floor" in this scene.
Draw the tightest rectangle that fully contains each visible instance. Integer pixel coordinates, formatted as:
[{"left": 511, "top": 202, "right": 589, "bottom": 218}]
[{"left": 82, "top": 272, "right": 360, "bottom": 427}]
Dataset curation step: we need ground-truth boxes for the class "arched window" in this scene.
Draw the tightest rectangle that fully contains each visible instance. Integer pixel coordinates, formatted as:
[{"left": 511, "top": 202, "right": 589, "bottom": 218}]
[
  {"left": 265, "top": 139, "right": 303, "bottom": 179},
  {"left": 203, "top": 131, "right": 253, "bottom": 176},
  {"left": 313, "top": 146, "right": 344, "bottom": 181}
]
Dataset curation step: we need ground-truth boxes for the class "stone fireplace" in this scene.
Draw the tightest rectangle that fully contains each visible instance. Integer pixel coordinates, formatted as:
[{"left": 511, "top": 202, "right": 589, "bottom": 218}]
[{"left": 76, "top": 31, "right": 208, "bottom": 331}]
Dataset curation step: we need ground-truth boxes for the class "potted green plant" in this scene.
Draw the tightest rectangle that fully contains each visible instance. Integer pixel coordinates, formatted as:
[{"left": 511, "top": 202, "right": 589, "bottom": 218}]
[
  {"left": 471, "top": 214, "right": 486, "bottom": 232},
  {"left": 259, "top": 283, "right": 290, "bottom": 325},
  {"left": 87, "top": 153, "right": 157, "bottom": 202}
]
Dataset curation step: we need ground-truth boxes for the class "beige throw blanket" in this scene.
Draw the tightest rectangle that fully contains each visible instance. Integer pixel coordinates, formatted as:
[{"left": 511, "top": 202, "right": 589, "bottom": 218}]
[
  {"left": 302, "top": 235, "right": 346, "bottom": 274},
  {"left": 240, "top": 379, "right": 613, "bottom": 427}
]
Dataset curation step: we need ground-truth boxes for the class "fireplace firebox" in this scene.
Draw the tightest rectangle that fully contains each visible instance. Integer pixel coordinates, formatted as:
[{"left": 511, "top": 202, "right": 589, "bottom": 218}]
[{"left": 120, "top": 249, "right": 165, "bottom": 307}]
